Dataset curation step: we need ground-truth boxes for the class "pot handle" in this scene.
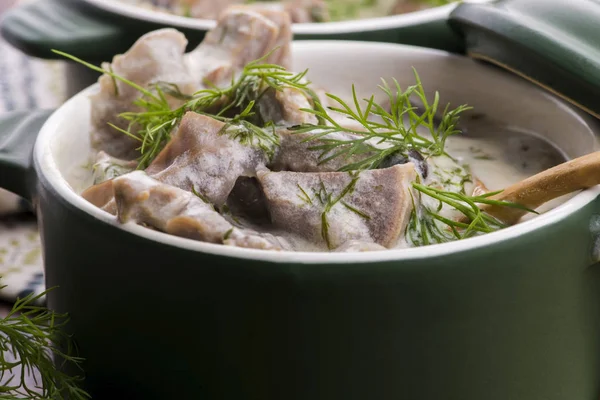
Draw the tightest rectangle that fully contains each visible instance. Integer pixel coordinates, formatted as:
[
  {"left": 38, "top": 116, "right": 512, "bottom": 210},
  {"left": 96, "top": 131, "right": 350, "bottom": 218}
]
[
  {"left": 449, "top": 0, "right": 600, "bottom": 119},
  {"left": 0, "top": 0, "right": 147, "bottom": 61},
  {"left": 0, "top": 110, "right": 53, "bottom": 201}
]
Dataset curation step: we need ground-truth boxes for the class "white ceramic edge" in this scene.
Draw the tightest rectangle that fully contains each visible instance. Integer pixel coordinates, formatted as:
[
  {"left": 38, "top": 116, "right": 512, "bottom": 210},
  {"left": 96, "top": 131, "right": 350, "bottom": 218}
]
[
  {"left": 80, "top": 0, "right": 489, "bottom": 34},
  {"left": 35, "top": 40, "right": 600, "bottom": 265}
]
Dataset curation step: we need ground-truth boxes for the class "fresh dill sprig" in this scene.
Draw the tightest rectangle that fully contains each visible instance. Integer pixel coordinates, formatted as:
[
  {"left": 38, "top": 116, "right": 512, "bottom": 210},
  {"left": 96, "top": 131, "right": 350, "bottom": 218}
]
[
  {"left": 219, "top": 102, "right": 280, "bottom": 158},
  {"left": 290, "top": 69, "right": 471, "bottom": 172},
  {"left": 191, "top": 185, "right": 212, "bottom": 205},
  {"left": 0, "top": 285, "right": 89, "bottom": 400},
  {"left": 407, "top": 183, "right": 538, "bottom": 246},
  {"left": 296, "top": 184, "right": 313, "bottom": 205},
  {"left": 341, "top": 201, "right": 371, "bottom": 220},
  {"left": 52, "top": 49, "right": 318, "bottom": 169},
  {"left": 425, "top": 0, "right": 454, "bottom": 7}
]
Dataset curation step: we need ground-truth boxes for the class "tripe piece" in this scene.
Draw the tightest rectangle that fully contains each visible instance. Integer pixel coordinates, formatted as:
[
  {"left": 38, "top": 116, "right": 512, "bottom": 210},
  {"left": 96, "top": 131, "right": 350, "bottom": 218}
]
[
  {"left": 92, "top": 151, "right": 137, "bottom": 185},
  {"left": 81, "top": 180, "right": 118, "bottom": 215},
  {"left": 272, "top": 129, "right": 373, "bottom": 172},
  {"left": 185, "top": 7, "right": 292, "bottom": 86},
  {"left": 90, "top": 29, "right": 196, "bottom": 159},
  {"left": 257, "top": 87, "right": 317, "bottom": 127},
  {"left": 391, "top": 0, "right": 426, "bottom": 15},
  {"left": 283, "top": 0, "right": 329, "bottom": 22},
  {"left": 112, "top": 171, "right": 282, "bottom": 249},
  {"left": 146, "top": 112, "right": 272, "bottom": 206},
  {"left": 257, "top": 164, "right": 417, "bottom": 249}
]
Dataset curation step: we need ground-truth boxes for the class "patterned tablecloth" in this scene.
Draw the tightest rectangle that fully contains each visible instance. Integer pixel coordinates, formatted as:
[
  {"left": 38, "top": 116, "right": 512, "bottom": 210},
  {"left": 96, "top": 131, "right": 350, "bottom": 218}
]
[{"left": 0, "top": 19, "right": 67, "bottom": 302}]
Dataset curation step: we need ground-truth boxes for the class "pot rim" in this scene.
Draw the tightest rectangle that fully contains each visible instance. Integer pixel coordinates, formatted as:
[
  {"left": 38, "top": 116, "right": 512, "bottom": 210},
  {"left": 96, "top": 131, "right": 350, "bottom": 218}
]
[
  {"left": 35, "top": 40, "right": 600, "bottom": 264},
  {"left": 81, "top": 0, "right": 487, "bottom": 34}
]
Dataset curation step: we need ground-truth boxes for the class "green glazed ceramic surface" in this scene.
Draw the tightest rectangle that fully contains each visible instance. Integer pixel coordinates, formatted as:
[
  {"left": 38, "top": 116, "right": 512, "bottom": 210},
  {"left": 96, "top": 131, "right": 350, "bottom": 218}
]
[
  {"left": 36, "top": 187, "right": 600, "bottom": 400},
  {"left": 0, "top": 110, "right": 52, "bottom": 199},
  {"left": 0, "top": 0, "right": 205, "bottom": 60},
  {"left": 449, "top": 0, "right": 600, "bottom": 118},
  {"left": 0, "top": 40, "right": 600, "bottom": 399}
]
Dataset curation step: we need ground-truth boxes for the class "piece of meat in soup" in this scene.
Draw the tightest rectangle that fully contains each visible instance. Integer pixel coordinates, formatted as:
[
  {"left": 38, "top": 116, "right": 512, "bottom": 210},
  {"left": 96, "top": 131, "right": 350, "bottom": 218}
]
[
  {"left": 145, "top": 112, "right": 273, "bottom": 206},
  {"left": 92, "top": 151, "right": 137, "bottom": 185},
  {"left": 112, "top": 171, "right": 284, "bottom": 250},
  {"left": 391, "top": 0, "right": 428, "bottom": 15},
  {"left": 257, "top": 87, "right": 317, "bottom": 127},
  {"left": 272, "top": 129, "right": 376, "bottom": 173},
  {"left": 90, "top": 29, "right": 196, "bottom": 160},
  {"left": 284, "top": 0, "right": 329, "bottom": 22},
  {"left": 82, "top": 180, "right": 118, "bottom": 215},
  {"left": 257, "top": 164, "right": 417, "bottom": 250},
  {"left": 185, "top": 6, "right": 292, "bottom": 86}
]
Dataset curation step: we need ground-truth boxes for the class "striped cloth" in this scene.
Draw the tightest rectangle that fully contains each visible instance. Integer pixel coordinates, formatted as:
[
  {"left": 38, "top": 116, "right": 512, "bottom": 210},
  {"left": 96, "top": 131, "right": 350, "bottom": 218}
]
[{"left": 0, "top": 13, "right": 67, "bottom": 302}]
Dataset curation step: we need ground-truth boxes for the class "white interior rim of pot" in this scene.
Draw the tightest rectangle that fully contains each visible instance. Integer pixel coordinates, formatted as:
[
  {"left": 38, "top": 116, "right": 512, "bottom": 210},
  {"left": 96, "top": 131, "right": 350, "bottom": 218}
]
[
  {"left": 35, "top": 40, "right": 600, "bottom": 264},
  {"left": 81, "top": 0, "right": 488, "bottom": 34}
]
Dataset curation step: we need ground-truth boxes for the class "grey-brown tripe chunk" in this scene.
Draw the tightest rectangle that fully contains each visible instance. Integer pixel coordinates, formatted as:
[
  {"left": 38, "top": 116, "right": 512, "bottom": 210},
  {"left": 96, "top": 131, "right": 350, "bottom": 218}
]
[
  {"left": 237, "top": 6, "right": 293, "bottom": 67},
  {"left": 92, "top": 151, "right": 137, "bottom": 185},
  {"left": 145, "top": 112, "right": 272, "bottom": 206},
  {"left": 391, "top": 0, "right": 427, "bottom": 15},
  {"left": 81, "top": 180, "right": 118, "bottom": 215},
  {"left": 225, "top": 230, "right": 291, "bottom": 251},
  {"left": 112, "top": 171, "right": 282, "bottom": 250},
  {"left": 313, "top": 86, "right": 387, "bottom": 131},
  {"left": 272, "top": 130, "right": 375, "bottom": 172},
  {"left": 257, "top": 164, "right": 417, "bottom": 249},
  {"left": 185, "top": 7, "right": 292, "bottom": 86},
  {"left": 90, "top": 28, "right": 196, "bottom": 160},
  {"left": 257, "top": 87, "right": 317, "bottom": 126},
  {"left": 283, "top": 0, "right": 329, "bottom": 22}
]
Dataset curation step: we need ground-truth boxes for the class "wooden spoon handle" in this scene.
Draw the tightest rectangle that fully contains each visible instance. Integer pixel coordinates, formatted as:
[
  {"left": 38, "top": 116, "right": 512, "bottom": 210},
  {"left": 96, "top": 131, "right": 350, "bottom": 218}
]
[{"left": 481, "top": 151, "right": 600, "bottom": 225}]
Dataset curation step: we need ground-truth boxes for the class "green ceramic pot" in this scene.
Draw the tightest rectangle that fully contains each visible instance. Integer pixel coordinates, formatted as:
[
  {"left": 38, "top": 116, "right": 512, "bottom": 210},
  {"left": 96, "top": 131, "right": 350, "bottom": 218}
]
[
  {"left": 1, "top": 40, "right": 600, "bottom": 400},
  {"left": 0, "top": 0, "right": 485, "bottom": 96},
  {"left": 1, "top": 0, "right": 480, "bottom": 58},
  {"left": 448, "top": 0, "right": 600, "bottom": 120}
]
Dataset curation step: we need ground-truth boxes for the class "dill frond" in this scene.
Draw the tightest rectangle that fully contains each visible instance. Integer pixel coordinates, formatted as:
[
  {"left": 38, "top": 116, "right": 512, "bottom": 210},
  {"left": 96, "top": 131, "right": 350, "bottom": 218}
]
[
  {"left": 291, "top": 69, "right": 472, "bottom": 172},
  {"left": 0, "top": 285, "right": 89, "bottom": 400},
  {"left": 53, "top": 49, "right": 315, "bottom": 169},
  {"left": 407, "top": 183, "right": 538, "bottom": 246}
]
